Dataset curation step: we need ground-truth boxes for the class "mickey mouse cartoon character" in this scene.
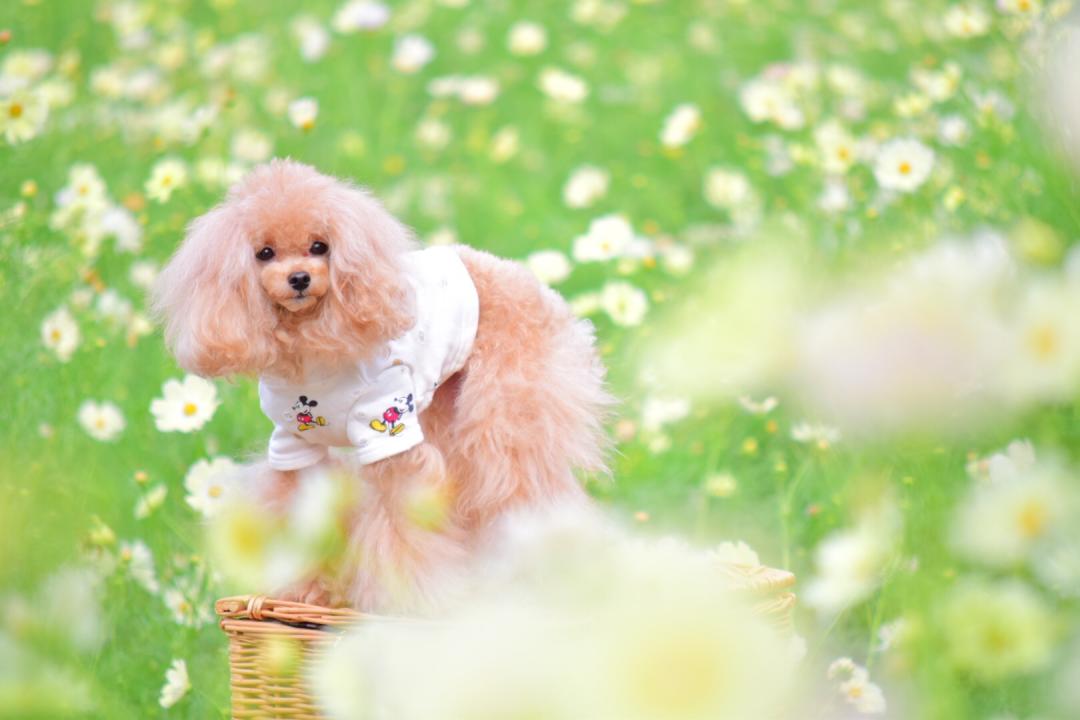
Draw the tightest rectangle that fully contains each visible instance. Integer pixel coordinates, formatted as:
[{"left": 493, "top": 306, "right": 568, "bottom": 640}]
[
  {"left": 292, "top": 395, "right": 328, "bottom": 432},
  {"left": 369, "top": 393, "right": 414, "bottom": 436}
]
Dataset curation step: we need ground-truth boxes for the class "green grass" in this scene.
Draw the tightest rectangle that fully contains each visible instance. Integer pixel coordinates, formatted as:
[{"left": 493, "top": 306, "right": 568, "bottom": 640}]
[{"left": 2, "top": 0, "right": 1079, "bottom": 717}]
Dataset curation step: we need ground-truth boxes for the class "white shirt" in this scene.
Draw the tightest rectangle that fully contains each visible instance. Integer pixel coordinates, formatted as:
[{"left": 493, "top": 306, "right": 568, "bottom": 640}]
[{"left": 259, "top": 247, "right": 479, "bottom": 469}]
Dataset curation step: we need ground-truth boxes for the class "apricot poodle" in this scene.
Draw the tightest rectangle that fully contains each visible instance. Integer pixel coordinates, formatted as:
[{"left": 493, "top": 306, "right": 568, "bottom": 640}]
[{"left": 153, "top": 159, "right": 612, "bottom": 612}]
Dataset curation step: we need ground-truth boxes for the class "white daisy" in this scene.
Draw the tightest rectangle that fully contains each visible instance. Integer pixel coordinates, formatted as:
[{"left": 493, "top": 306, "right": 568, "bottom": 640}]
[
  {"left": 791, "top": 422, "right": 841, "bottom": 446},
  {"left": 151, "top": 375, "right": 220, "bottom": 433},
  {"left": 41, "top": 306, "right": 79, "bottom": 362},
  {"left": 293, "top": 15, "right": 330, "bottom": 62},
  {"left": 288, "top": 97, "right": 319, "bottom": 130},
  {"left": 944, "top": 4, "right": 991, "bottom": 37},
  {"left": 332, "top": 0, "right": 390, "bottom": 33},
  {"left": 997, "top": 0, "right": 1042, "bottom": 14},
  {"left": 391, "top": 35, "right": 435, "bottom": 74},
  {"left": 525, "top": 250, "right": 572, "bottom": 285},
  {"left": 828, "top": 658, "right": 887, "bottom": 714},
  {"left": 100, "top": 205, "right": 142, "bottom": 252},
  {"left": 873, "top": 138, "right": 934, "bottom": 193},
  {"left": 185, "top": 457, "right": 241, "bottom": 518},
  {"left": 144, "top": 158, "right": 188, "bottom": 203},
  {"left": 0, "top": 88, "right": 48, "bottom": 144},
  {"left": 600, "top": 281, "right": 648, "bottom": 327},
  {"left": 563, "top": 165, "right": 609, "bottom": 209},
  {"left": 77, "top": 400, "right": 125, "bottom": 442},
  {"left": 231, "top": 128, "right": 273, "bottom": 164},
  {"left": 572, "top": 215, "right": 634, "bottom": 262},
  {"left": 159, "top": 659, "right": 191, "bottom": 708},
  {"left": 458, "top": 76, "right": 499, "bottom": 105},
  {"left": 640, "top": 395, "right": 691, "bottom": 432},
  {"left": 129, "top": 260, "right": 159, "bottom": 291},
  {"left": 415, "top": 118, "right": 451, "bottom": 150},
  {"left": 703, "top": 167, "right": 753, "bottom": 209},
  {"left": 507, "top": 21, "right": 547, "bottom": 56},
  {"left": 814, "top": 121, "right": 857, "bottom": 175},
  {"left": 737, "top": 396, "right": 779, "bottom": 415},
  {"left": 659, "top": 103, "right": 702, "bottom": 148},
  {"left": 538, "top": 67, "right": 588, "bottom": 103},
  {"left": 119, "top": 540, "right": 160, "bottom": 593}
]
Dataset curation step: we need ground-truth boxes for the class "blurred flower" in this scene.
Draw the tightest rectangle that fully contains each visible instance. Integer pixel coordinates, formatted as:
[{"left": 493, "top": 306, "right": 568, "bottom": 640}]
[
  {"left": 415, "top": 118, "right": 450, "bottom": 150},
  {"left": 288, "top": 97, "right": 319, "bottom": 130},
  {"left": 538, "top": 67, "right": 588, "bottom": 103},
  {"left": 1000, "top": 280, "right": 1080, "bottom": 403},
  {"left": 941, "top": 578, "right": 1056, "bottom": 682},
  {"left": 952, "top": 449, "right": 1076, "bottom": 569},
  {"left": 790, "top": 422, "right": 840, "bottom": 447},
  {"left": 101, "top": 205, "right": 142, "bottom": 252},
  {"left": 392, "top": 35, "right": 435, "bottom": 74},
  {"left": 232, "top": 128, "right": 273, "bottom": 164},
  {"left": 150, "top": 374, "right": 220, "bottom": 433},
  {"left": 489, "top": 126, "right": 520, "bottom": 162},
  {"left": 507, "top": 21, "right": 547, "bottom": 56},
  {"left": 805, "top": 500, "right": 900, "bottom": 614},
  {"left": 703, "top": 167, "right": 755, "bottom": 211},
  {"left": 827, "top": 657, "right": 887, "bottom": 714},
  {"left": 600, "top": 280, "right": 648, "bottom": 327},
  {"left": 145, "top": 158, "right": 188, "bottom": 203},
  {"left": 660, "top": 103, "right": 702, "bottom": 148},
  {"left": 525, "top": 250, "right": 572, "bottom": 285},
  {"left": 573, "top": 214, "right": 633, "bottom": 261},
  {"left": 814, "top": 121, "right": 857, "bottom": 174},
  {"left": 77, "top": 400, "right": 125, "bottom": 442},
  {"left": 938, "top": 114, "right": 971, "bottom": 145},
  {"left": 641, "top": 395, "right": 690, "bottom": 432},
  {"left": 129, "top": 260, "right": 158, "bottom": 291},
  {"left": 134, "top": 483, "right": 167, "bottom": 519},
  {"left": 119, "top": 539, "right": 160, "bottom": 593},
  {"left": 158, "top": 659, "right": 190, "bottom": 709},
  {"left": 998, "top": 0, "right": 1042, "bottom": 14},
  {"left": 738, "top": 396, "right": 778, "bottom": 415},
  {"left": 712, "top": 539, "right": 758, "bottom": 564},
  {"left": 332, "top": 0, "right": 390, "bottom": 33},
  {"left": 0, "top": 88, "right": 48, "bottom": 144},
  {"left": 874, "top": 138, "right": 934, "bottom": 192},
  {"left": 739, "top": 74, "right": 804, "bottom": 130},
  {"left": 293, "top": 15, "right": 330, "bottom": 62},
  {"left": 563, "top": 165, "right": 609, "bottom": 208},
  {"left": 41, "top": 306, "right": 79, "bottom": 361},
  {"left": 944, "top": 4, "right": 992, "bottom": 36}
]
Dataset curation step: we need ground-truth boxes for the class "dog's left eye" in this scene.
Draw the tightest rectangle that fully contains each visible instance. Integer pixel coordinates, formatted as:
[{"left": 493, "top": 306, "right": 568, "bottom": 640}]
[{"left": 310, "top": 240, "right": 329, "bottom": 256}]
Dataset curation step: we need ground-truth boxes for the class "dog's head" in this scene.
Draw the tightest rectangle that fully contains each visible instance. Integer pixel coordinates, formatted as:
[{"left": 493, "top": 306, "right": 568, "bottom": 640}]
[{"left": 152, "top": 159, "right": 416, "bottom": 377}]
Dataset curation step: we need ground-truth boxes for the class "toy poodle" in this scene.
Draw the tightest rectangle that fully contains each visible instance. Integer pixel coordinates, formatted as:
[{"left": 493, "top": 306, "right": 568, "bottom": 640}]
[{"left": 153, "top": 159, "right": 612, "bottom": 612}]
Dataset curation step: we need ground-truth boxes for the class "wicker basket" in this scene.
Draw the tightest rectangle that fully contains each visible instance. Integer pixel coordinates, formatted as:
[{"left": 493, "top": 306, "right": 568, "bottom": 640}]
[{"left": 216, "top": 563, "right": 796, "bottom": 719}]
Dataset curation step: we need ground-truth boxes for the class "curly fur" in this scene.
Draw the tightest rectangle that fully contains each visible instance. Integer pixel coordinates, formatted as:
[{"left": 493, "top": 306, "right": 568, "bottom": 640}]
[{"left": 153, "top": 159, "right": 614, "bottom": 612}]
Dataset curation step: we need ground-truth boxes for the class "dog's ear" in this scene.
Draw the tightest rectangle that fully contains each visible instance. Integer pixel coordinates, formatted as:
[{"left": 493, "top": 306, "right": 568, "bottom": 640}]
[
  {"left": 151, "top": 204, "right": 277, "bottom": 377},
  {"left": 323, "top": 183, "right": 417, "bottom": 352},
  {"left": 308, "top": 400, "right": 317, "bottom": 407},
  {"left": 299, "top": 395, "right": 308, "bottom": 403}
]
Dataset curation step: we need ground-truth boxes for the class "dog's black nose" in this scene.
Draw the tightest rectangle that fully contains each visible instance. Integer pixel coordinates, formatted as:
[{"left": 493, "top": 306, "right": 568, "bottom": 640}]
[{"left": 288, "top": 271, "right": 311, "bottom": 292}]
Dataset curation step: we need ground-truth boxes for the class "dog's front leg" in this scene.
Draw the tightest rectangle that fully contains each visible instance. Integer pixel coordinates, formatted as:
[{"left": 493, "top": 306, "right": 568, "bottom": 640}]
[{"left": 344, "top": 442, "right": 468, "bottom": 613}]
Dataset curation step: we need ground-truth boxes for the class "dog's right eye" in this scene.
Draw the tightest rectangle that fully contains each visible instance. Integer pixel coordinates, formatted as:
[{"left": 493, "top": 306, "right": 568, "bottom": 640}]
[{"left": 255, "top": 246, "right": 275, "bottom": 261}]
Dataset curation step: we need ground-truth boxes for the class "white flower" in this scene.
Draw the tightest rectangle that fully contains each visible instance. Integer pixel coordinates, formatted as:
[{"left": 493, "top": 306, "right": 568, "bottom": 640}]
[
  {"left": 95, "top": 289, "right": 133, "bottom": 324},
  {"left": 791, "top": 422, "right": 841, "bottom": 446},
  {"left": 600, "top": 281, "right": 648, "bottom": 327},
  {"left": 77, "top": 401, "right": 125, "bottom": 442},
  {"left": 145, "top": 158, "right": 188, "bottom": 203},
  {"left": 332, "top": 0, "right": 390, "bottom": 33},
  {"left": 737, "top": 396, "right": 779, "bottom": 415},
  {"left": 100, "top": 205, "right": 142, "bottom": 252},
  {"left": 538, "top": 67, "right": 588, "bottom": 103},
  {"left": 641, "top": 395, "right": 691, "bottom": 432},
  {"left": 489, "top": 126, "right": 519, "bottom": 163},
  {"left": 135, "top": 484, "right": 168, "bottom": 519},
  {"left": 159, "top": 659, "right": 191, "bottom": 708},
  {"left": 563, "top": 165, "right": 609, "bottom": 208},
  {"left": 119, "top": 540, "right": 160, "bottom": 593},
  {"left": 415, "top": 118, "right": 451, "bottom": 150},
  {"left": 129, "top": 260, "right": 159, "bottom": 291},
  {"left": 573, "top": 215, "right": 634, "bottom": 262},
  {"left": 458, "top": 76, "right": 499, "bottom": 105},
  {"left": 945, "top": 4, "right": 991, "bottom": 36},
  {"left": 231, "top": 128, "right": 273, "bottom": 163},
  {"left": 997, "top": 0, "right": 1041, "bottom": 14},
  {"left": 185, "top": 457, "right": 241, "bottom": 518},
  {"left": 288, "top": 97, "right": 319, "bottom": 130},
  {"left": 938, "top": 114, "right": 971, "bottom": 146},
  {"left": 814, "top": 121, "right": 857, "bottom": 174},
  {"left": 163, "top": 588, "right": 199, "bottom": 626},
  {"left": 805, "top": 501, "right": 900, "bottom": 614},
  {"left": 392, "top": 35, "right": 435, "bottom": 74},
  {"left": 1001, "top": 281, "right": 1080, "bottom": 403},
  {"left": 41, "top": 306, "right": 79, "bottom": 362},
  {"left": 828, "top": 658, "right": 887, "bottom": 714},
  {"left": 818, "top": 178, "right": 852, "bottom": 213},
  {"left": 704, "top": 168, "right": 753, "bottom": 209},
  {"left": 873, "top": 138, "right": 934, "bottom": 193},
  {"left": 151, "top": 375, "right": 220, "bottom": 433},
  {"left": 293, "top": 15, "right": 330, "bottom": 62},
  {"left": 0, "top": 88, "right": 48, "bottom": 144},
  {"left": 739, "top": 78, "right": 804, "bottom": 130},
  {"left": 507, "top": 21, "right": 547, "bottom": 56},
  {"left": 525, "top": 250, "right": 572, "bottom": 285},
  {"left": 659, "top": 103, "right": 702, "bottom": 148}
]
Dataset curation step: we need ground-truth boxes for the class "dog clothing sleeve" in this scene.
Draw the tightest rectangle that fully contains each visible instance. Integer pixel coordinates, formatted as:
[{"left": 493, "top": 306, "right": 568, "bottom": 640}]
[
  {"left": 267, "top": 424, "right": 329, "bottom": 471},
  {"left": 347, "top": 363, "right": 424, "bottom": 465}
]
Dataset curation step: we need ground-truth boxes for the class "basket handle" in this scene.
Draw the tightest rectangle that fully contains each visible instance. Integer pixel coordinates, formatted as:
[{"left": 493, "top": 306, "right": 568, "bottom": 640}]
[{"left": 215, "top": 595, "right": 365, "bottom": 626}]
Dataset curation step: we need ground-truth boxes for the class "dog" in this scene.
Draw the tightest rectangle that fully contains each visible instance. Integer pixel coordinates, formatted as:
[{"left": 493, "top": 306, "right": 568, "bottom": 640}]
[{"left": 152, "top": 159, "right": 612, "bottom": 612}]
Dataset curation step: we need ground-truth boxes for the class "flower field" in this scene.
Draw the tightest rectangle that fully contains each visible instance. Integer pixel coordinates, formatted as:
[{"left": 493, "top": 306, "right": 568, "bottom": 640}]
[{"left": 4, "top": 0, "right": 1080, "bottom": 717}]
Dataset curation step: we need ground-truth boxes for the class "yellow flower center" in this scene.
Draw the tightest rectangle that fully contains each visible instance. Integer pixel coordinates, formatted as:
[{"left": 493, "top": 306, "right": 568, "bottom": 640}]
[
  {"left": 898, "top": 161, "right": 912, "bottom": 175},
  {"left": 50, "top": 329, "right": 62, "bottom": 341},
  {"left": 94, "top": 417, "right": 107, "bottom": 430},
  {"left": 1029, "top": 324, "right": 1059, "bottom": 360},
  {"left": 183, "top": 402, "right": 198, "bottom": 416},
  {"left": 9, "top": 103, "right": 22, "bottom": 119},
  {"left": 161, "top": 174, "right": 173, "bottom": 187},
  {"left": 208, "top": 485, "right": 223, "bottom": 498},
  {"left": 837, "top": 146, "right": 851, "bottom": 161},
  {"left": 1016, "top": 499, "right": 1048, "bottom": 539},
  {"left": 1018, "top": 0, "right": 1031, "bottom": 10},
  {"left": 847, "top": 685, "right": 864, "bottom": 699}
]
